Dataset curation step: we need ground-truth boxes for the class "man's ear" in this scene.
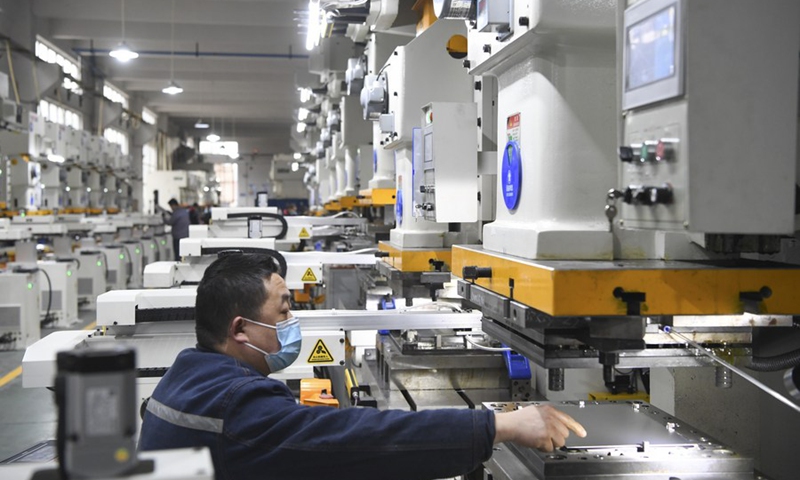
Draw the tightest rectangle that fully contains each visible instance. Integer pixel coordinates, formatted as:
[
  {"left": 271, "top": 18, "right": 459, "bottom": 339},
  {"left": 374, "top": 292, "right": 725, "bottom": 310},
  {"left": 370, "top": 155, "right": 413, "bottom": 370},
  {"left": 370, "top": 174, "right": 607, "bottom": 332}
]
[{"left": 230, "top": 316, "right": 249, "bottom": 344}]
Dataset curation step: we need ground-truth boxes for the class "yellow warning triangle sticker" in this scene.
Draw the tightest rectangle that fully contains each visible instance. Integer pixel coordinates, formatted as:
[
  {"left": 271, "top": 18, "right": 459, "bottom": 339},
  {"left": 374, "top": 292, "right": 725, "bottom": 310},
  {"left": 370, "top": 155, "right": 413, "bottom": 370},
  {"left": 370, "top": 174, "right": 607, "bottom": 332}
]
[
  {"left": 307, "top": 339, "right": 334, "bottom": 363},
  {"left": 301, "top": 268, "right": 318, "bottom": 282},
  {"left": 298, "top": 227, "right": 310, "bottom": 238}
]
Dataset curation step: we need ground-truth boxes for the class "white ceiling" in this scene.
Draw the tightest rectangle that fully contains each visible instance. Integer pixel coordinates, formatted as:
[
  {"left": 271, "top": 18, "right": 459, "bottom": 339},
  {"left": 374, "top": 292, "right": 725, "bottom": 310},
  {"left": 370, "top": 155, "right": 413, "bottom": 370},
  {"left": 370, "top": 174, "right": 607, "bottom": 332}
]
[{"left": 34, "top": 0, "right": 311, "bottom": 155}]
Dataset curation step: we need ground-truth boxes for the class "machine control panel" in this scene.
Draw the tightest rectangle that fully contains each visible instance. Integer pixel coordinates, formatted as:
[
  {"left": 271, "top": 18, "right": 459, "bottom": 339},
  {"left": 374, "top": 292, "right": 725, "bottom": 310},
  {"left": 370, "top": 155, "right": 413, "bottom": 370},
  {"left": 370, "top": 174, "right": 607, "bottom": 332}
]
[
  {"left": 619, "top": 0, "right": 797, "bottom": 234},
  {"left": 412, "top": 102, "right": 478, "bottom": 223},
  {"left": 619, "top": 138, "right": 677, "bottom": 164}
]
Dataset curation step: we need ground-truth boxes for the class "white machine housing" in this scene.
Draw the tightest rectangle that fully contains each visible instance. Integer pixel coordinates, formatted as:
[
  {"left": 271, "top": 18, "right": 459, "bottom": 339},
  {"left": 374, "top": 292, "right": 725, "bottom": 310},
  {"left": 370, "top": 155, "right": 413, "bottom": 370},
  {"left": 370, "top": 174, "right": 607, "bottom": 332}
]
[
  {"left": 375, "top": 20, "right": 474, "bottom": 248},
  {"left": 413, "top": 102, "right": 478, "bottom": 223},
  {"left": 0, "top": 269, "right": 41, "bottom": 349},
  {"left": 9, "top": 260, "right": 79, "bottom": 327},
  {"left": 75, "top": 249, "right": 108, "bottom": 307},
  {"left": 472, "top": 0, "right": 618, "bottom": 260}
]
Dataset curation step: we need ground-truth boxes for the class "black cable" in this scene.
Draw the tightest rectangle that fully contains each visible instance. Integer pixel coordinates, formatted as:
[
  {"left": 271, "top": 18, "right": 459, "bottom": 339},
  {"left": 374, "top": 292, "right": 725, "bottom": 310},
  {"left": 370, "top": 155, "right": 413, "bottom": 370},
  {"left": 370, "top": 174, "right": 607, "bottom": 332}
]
[
  {"left": 39, "top": 267, "right": 53, "bottom": 328},
  {"left": 99, "top": 250, "right": 109, "bottom": 279},
  {"left": 121, "top": 245, "right": 134, "bottom": 285},
  {"left": 226, "top": 212, "right": 289, "bottom": 239},
  {"left": 747, "top": 347, "right": 800, "bottom": 372}
]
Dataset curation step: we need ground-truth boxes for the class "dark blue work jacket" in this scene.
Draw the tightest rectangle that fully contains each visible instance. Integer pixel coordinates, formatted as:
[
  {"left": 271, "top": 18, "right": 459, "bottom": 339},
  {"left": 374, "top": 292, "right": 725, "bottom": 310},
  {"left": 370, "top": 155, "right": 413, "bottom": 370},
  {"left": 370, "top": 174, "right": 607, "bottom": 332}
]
[{"left": 139, "top": 348, "right": 496, "bottom": 480}]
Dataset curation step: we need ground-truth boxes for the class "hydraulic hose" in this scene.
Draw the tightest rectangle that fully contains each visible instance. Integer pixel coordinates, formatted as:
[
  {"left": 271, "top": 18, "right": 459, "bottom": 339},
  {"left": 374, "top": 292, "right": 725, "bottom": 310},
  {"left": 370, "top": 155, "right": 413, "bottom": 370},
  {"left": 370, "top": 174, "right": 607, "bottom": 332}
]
[{"left": 747, "top": 348, "right": 800, "bottom": 372}]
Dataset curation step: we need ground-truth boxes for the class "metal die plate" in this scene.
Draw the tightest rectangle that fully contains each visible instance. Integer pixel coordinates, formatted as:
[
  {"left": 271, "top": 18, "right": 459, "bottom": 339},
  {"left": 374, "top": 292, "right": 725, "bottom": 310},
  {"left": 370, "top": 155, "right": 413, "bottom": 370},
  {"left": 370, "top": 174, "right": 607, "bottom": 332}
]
[{"left": 482, "top": 401, "right": 754, "bottom": 479}]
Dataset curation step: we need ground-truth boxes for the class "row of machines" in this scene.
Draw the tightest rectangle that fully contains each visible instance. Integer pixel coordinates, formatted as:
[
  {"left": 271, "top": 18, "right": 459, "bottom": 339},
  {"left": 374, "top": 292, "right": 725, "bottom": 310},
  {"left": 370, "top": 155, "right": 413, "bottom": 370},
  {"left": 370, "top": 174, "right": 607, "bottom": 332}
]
[
  {"left": 0, "top": 212, "right": 171, "bottom": 350},
  {"left": 290, "top": 0, "right": 800, "bottom": 479},
  {"left": 0, "top": 112, "right": 134, "bottom": 217}
]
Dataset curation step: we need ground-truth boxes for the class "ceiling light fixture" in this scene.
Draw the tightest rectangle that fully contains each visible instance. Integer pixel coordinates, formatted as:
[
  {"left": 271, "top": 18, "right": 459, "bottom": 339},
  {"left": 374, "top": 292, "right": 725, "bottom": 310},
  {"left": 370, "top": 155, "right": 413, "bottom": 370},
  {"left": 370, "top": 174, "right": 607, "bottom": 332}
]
[
  {"left": 305, "top": 0, "right": 322, "bottom": 51},
  {"left": 194, "top": 119, "right": 210, "bottom": 129},
  {"left": 162, "top": 0, "right": 183, "bottom": 95},
  {"left": 110, "top": 0, "right": 139, "bottom": 62}
]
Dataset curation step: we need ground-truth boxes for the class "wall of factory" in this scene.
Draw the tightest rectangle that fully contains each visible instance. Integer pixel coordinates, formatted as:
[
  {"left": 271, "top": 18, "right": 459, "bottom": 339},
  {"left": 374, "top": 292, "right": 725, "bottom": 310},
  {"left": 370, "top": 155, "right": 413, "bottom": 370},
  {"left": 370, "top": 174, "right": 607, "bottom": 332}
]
[{"left": 238, "top": 158, "right": 272, "bottom": 207}]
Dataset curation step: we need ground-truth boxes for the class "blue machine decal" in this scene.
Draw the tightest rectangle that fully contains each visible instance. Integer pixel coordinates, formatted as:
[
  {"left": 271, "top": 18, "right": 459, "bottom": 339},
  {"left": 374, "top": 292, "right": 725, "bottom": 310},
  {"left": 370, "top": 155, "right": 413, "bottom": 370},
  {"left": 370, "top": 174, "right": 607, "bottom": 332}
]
[
  {"left": 373, "top": 149, "right": 378, "bottom": 173},
  {"left": 395, "top": 188, "right": 403, "bottom": 225},
  {"left": 501, "top": 140, "right": 522, "bottom": 211}
]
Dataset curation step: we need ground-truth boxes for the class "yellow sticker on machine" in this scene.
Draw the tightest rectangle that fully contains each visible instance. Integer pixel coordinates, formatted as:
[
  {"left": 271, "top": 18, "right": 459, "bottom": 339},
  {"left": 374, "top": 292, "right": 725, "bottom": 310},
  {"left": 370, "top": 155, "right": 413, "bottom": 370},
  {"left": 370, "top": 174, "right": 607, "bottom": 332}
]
[
  {"left": 307, "top": 339, "right": 334, "bottom": 363},
  {"left": 301, "top": 268, "right": 318, "bottom": 282},
  {"left": 298, "top": 227, "right": 310, "bottom": 238}
]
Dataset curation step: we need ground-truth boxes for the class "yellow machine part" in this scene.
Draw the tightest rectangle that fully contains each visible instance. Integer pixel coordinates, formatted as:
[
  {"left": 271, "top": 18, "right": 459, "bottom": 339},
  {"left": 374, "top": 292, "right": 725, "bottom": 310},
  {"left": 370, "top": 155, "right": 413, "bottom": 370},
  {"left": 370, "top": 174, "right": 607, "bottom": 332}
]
[
  {"left": 339, "top": 196, "right": 358, "bottom": 209},
  {"left": 356, "top": 188, "right": 396, "bottom": 207},
  {"left": 413, "top": 0, "right": 437, "bottom": 35},
  {"left": 324, "top": 201, "right": 342, "bottom": 212},
  {"left": 300, "top": 378, "right": 339, "bottom": 408},
  {"left": 106, "top": 208, "right": 120, "bottom": 214},
  {"left": 294, "top": 285, "right": 312, "bottom": 304},
  {"left": 87, "top": 208, "right": 105, "bottom": 215},
  {"left": 588, "top": 391, "right": 650, "bottom": 403},
  {"left": 452, "top": 245, "right": 800, "bottom": 316},
  {"left": 379, "top": 241, "right": 451, "bottom": 273},
  {"left": 23, "top": 209, "right": 53, "bottom": 216},
  {"left": 344, "top": 368, "right": 358, "bottom": 399},
  {"left": 62, "top": 207, "right": 87, "bottom": 214}
]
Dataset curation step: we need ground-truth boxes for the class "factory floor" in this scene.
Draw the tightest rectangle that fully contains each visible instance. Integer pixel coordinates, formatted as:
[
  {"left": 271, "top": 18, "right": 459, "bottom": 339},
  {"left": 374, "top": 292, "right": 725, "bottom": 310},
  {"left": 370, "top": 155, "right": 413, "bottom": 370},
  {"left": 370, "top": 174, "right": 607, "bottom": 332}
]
[{"left": 0, "top": 309, "right": 96, "bottom": 462}]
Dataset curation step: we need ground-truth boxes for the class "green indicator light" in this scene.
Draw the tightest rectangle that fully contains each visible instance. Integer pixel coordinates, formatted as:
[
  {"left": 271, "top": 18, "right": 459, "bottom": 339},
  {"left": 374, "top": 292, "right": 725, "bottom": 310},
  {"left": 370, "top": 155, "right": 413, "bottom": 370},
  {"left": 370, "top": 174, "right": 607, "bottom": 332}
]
[
  {"left": 21, "top": 212, "right": 26, "bottom": 217},
  {"left": 161, "top": 240, "right": 166, "bottom": 245},
  {"left": 119, "top": 254, "right": 125, "bottom": 260},
  {"left": 135, "top": 248, "right": 141, "bottom": 254},
  {"left": 150, "top": 244, "right": 155, "bottom": 249},
  {"left": 67, "top": 270, "right": 72, "bottom": 276},
  {"left": 27, "top": 283, "right": 33, "bottom": 289},
  {"left": 97, "top": 261, "right": 102, "bottom": 267}
]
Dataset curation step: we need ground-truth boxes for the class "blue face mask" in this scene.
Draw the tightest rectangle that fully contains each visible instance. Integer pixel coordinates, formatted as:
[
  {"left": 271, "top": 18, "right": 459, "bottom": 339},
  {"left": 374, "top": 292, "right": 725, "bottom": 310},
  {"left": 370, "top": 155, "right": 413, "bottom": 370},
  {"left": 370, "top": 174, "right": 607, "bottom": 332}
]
[{"left": 242, "top": 317, "right": 302, "bottom": 373}]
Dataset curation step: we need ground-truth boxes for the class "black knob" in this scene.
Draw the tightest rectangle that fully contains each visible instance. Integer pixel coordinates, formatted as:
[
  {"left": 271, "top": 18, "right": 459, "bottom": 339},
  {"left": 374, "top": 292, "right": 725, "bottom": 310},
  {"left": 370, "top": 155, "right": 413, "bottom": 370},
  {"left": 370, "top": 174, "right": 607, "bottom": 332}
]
[
  {"left": 483, "top": 44, "right": 491, "bottom": 53},
  {"left": 429, "top": 259, "right": 445, "bottom": 271},
  {"left": 634, "top": 189, "right": 653, "bottom": 206},
  {"left": 519, "top": 17, "right": 530, "bottom": 27},
  {"left": 374, "top": 251, "right": 389, "bottom": 258},
  {"left": 419, "top": 186, "right": 426, "bottom": 193},
  {"left": 622, "top": 187, "right": 634, "bottom": 204},
  {"left": 618, "top": 146, "right": 635, "bottom": 163},
  {"left": 462, "top": 266, "right": 492, "bottom": 281},
  {"left": 463, "top": 59, "right": 471, "bottom": 68},
  {"left": 474, "top": 81, "right": 482, "bottom": 91},
  {"left": 649, "top": 186, "right": 673, "bottom": 204}
]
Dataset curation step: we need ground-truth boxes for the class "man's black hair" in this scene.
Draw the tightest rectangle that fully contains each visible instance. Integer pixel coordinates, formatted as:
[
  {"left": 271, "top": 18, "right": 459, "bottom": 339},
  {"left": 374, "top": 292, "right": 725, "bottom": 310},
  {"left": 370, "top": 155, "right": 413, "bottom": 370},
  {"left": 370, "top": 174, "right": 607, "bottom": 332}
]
[
  {"left": 168, "top": 198, "right": 179, "bottom": 206},
  {"left": 195, "top": 254, "right": 280, "bottom": 349}
]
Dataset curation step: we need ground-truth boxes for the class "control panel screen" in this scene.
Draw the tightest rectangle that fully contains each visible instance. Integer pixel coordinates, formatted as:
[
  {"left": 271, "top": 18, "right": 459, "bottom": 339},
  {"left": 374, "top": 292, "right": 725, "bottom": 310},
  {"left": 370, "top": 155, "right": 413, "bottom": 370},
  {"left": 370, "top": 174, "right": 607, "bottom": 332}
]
[{"left": 626, "top": 6, "right": 676, "bottom": 91}]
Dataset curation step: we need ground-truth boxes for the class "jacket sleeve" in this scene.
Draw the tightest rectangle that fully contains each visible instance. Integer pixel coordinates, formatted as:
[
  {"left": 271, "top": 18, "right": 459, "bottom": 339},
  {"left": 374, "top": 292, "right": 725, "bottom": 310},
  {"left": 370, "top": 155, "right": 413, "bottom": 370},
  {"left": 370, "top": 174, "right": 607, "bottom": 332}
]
[{"left": 220, "top": 378, "right": 496, "bottom": 480}]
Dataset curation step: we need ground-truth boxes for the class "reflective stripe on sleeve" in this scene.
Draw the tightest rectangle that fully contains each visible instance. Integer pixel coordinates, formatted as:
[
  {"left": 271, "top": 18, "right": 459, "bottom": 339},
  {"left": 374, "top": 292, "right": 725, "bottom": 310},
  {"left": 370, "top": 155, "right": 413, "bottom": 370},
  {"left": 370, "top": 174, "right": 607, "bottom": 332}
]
[{"left": 146, "top": 397, "right": 224, "bottom": 434}]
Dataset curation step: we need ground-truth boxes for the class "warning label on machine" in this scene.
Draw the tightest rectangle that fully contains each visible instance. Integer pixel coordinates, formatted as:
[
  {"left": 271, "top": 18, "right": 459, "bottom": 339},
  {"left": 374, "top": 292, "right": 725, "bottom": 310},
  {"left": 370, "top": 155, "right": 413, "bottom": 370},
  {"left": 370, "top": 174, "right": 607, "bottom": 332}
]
[
  {"left": 307, "top": 339, "right": 335, "bottom": 363},
  {"left": 301, "top": 268, "right": 318, "bottom": 282},
  {"left": 298, "top": 227, "right": 310, "bottom": 238},
  {"left": 507, "top": 113, "right": 521, "bottom": 142}
]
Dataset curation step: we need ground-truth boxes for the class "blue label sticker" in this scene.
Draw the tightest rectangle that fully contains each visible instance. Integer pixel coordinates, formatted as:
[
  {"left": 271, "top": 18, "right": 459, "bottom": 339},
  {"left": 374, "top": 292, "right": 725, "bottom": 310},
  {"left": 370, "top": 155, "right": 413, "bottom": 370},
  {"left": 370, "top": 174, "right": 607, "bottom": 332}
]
[
  {"left": 395, "top": 188, "right": 403, "bottom": 225},
  {"left": 501, "top": 140, "right": 522, "bottom": 211},
  {"left": 373, "top": 150, "right": 378, "bottom": 173}
]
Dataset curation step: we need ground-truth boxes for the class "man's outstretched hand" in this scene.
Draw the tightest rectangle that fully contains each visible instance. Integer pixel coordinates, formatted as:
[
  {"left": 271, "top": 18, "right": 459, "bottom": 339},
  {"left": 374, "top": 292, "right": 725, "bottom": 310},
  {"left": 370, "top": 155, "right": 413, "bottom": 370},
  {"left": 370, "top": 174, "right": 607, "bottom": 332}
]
[{"left": 494, "top": 404, "right": 587, "bottom": 452}]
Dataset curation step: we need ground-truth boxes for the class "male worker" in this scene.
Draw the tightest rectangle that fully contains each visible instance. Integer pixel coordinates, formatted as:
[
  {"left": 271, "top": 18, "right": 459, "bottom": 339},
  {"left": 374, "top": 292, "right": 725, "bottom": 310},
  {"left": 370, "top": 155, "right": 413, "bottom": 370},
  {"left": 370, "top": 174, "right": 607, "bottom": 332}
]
[
  {"left": 162, "top": 198, "right": 190, "bottom": 260},
  {"left": 139, "top": 254, "right": 586, "bottom": 480}
]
